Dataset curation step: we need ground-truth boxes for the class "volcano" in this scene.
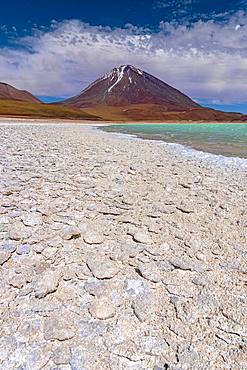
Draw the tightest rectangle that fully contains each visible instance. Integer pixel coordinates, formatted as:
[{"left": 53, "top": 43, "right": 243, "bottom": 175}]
[
  {"left": 62, "top": 65, "right": 200, "bottom": 110},
  {"left": 60, "top": 65, "right": 246, "bottom": 122},
  {"left": 0, "top": 82, "right": 41, "bottom": 103}
]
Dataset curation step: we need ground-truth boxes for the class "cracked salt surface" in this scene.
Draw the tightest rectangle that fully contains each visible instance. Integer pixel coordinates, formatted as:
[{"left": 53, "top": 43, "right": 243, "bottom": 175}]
[{"left": 0, "top": 123, "right": 246, "bottom": 369}]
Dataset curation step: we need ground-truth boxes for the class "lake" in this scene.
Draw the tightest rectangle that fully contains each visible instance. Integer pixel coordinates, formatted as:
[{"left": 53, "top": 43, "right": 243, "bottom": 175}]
[{"left": 102, "top": 123, "right": 247, "bottom": 159}]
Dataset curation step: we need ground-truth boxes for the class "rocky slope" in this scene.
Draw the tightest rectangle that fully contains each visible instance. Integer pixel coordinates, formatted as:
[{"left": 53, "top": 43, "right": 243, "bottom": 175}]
[
  {"left": 0, "top": 123, "right": 246, "bottom": 369},
  {"left": 0, "top": 82, "right": 41, "bottom": 103}
]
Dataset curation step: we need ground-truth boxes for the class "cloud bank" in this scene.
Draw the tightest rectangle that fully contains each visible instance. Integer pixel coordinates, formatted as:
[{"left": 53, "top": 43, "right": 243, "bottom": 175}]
[{"left": 0, "top": 12, "right": 247, "bottom": 104}]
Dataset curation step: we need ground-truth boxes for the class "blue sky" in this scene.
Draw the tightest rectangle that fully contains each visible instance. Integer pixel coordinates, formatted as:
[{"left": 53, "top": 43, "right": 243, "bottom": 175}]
[
  {"left": 0, "top": 1, "right": 244, "bottom": 31},
  {"left": 0, "top": 0, "right": 247, "bottom": 112}
]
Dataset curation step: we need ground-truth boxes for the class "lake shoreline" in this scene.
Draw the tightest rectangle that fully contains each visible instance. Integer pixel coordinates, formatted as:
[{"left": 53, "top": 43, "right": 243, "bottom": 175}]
[
  {"left": 101, "top": 123, "right": 247, "bottom": 160},
  {"left": 0, "top": 116, "right": 246, "bottom": 125}
]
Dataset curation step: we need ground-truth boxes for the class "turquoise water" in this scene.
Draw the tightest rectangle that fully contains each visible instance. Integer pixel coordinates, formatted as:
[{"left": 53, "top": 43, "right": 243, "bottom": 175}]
[{"left": 102, "top": 124, "right": 247, "bottom": 159}]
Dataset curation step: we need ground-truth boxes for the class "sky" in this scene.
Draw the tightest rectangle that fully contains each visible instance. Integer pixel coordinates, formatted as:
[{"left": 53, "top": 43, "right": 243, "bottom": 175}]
[{"left": 0, "top": 0, "right": 247, "bottom": 112}]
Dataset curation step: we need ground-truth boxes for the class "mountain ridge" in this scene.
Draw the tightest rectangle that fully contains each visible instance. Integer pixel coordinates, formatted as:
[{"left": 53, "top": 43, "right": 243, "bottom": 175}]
[{"left": 0, "top": 82, "right": 41, "bottom": 104}]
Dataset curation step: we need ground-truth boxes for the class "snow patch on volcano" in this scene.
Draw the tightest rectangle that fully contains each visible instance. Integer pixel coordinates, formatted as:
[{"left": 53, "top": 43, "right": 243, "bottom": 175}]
[{"left": 108, "top": 66, "right": 126, "bottom": 93}]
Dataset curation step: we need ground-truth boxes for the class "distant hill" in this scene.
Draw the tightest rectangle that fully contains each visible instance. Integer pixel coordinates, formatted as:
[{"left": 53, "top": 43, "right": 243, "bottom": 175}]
[
  {"left": 0, "top": 99, "right": 101, "bottom": 121},
  {"left": 59, "top": 65, "right": 247, "bottom": 122},
  {"left": 79, "top": 104, "right": 246, "bottom": 122},
  {"left": 0, "top": 82, "right": 41, "bottom": 103}
]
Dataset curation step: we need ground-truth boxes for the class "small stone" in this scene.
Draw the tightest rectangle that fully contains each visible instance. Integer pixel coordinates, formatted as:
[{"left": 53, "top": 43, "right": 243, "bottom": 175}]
[
  {"left": 192, "top": 275, "right": 208, "bottom": 286},
  {"left": 160, "top": 242, "right": 172, "bottom": 254},
  {"left": 61, "top": 226, "right": 81, "bottom": 240},
  {"left": 145, "top": 242, "right": 171, "bottom": 257},
  {"left": 33, "top": 270, "right": 60, "bottom": 298},
  {"left": 74, "top": 263, "right": 92, "bottom": 280},
  {"left": 9, "top": 274, "right": 27, "bottom": 289},
  {"left": 125, "top": 279, "right": 146, "bottom": 297},
  {"left": 83, "top": 230, "right": 104, "bottom": 244},
  {"left": 84, "top": 279, "right": 107, "bottom": 297},
  {"left": 0, "top": 216, "right": 9, "bottom": 224},
  {"left": 170, "top": 295, "right": 180, "bottom": 305},
  {"left": 16, "top": 244, "right": 31, "bottom": 255},
  {"left": 132, "top": 292, "right": 157, "bottom": 322},
  {"left": 133, "top": 231, "right": 152, "bottom": 244},
  {"left": 87, "top": 203, "right": 98, "bottom": 211},
  {"left": 138, "top": 262, "right": 162, "bottom": 283},
  {"left": 53, "top": 345, "right": 71, "bottom": 365},
  {"left": 0, "top": 223, "right": 7, "bottom": 232},
  {"left": 21, "top": 212, "right": 43, "bottom": 226},
  {"left": 169, "top": 257, "right": 194, "bottom": 271},
  {"left": 41, "top": 246, "right": 57, "bottom": 260},
  {"left": 128, "top": 169, "right": 136, "bottom": 175},
  {"left": 33, "top": 243, "right": 45, "bottom": 254},
  {"left": 87, "top": 257, "right": 119, "bottom": 279},
  {"left": 0, "top": 250, "right": 11, "bottom": 265},
  {"left": 156, "top": 260, "right": 174, "bottom": 272},
  {"left": 78, "top": 222, "right": 88, "bottom": 233},
  {"left": 44, "top": 315, "right": 75, "bottom": 340},
  {"left": 21, "top": 342, "right": 52, "bottom": 369},
  {"left": 8, "top": 222, "right": 31, "bottom": 240},
  {"left": 159, "top": 205, "right": 176, "bottom": 214},
  {"left": 196, "top": 252, "right": 207, "bottom": 262},
  {"left": 62, "top": 267, "right": 76, "bottom": 281},
  {"left": 1, "top": 240, "right": 17, "bottom": 253},
  {"left": 89, "top": 296, "right": 116, "bottom": 320}
]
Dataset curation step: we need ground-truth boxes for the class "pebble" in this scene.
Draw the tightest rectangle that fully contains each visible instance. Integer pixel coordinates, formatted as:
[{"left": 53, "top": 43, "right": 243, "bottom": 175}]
[
  {"left": 83, "top": 230, "right": 104, "bottom": 244},
  {"left": 61, "top": 226, "right": 81, "bottom": 240},
  {"left": 33, "top": 270, "right": 60, "bottom": 298},
  {"left": 87, "top": 256, "right": 119, "bottom": 279},
  {"left": 8, "top": 222, "right": 31, "bottom": 240},
  {"left": 1, "top": 240, "right": 17, "bottom": 253},
  {"left": 132, "top": 293, "right": 157, "bottom": 322},
  {"left": 44, "top": 315, "right": 76, "bottom": 340},
  {"left": 156, "top": 260, "right": 174, "bottom": 272},
  {"left": 0, "top": 250, "right": 11, "bottom": 265},
  {"left": 169, "top": 257, "right": 194, "bottom": 270},
  {"left": 53, "top": 345, "right": 72, "bottom": 365},
  {"left": 9, "top": 274, "right": 27, "bottom": 289},
  {"left": 133, "top": 231, "right": 152, "bottom": 244},
  {"left": 159, "top": 205, "right": 176, "bottom": 214},
  {"left": 16, "top": 244, "right": 31, "bottom": 255},
  {"left": 89, "top": 296, "right": 116, "bottom": 320},
  {"left": 138, "top": 262, "right": 162, "bottom": 283},
  {"left": 21, "top": 212, "right": 43, "bottom": 226}
]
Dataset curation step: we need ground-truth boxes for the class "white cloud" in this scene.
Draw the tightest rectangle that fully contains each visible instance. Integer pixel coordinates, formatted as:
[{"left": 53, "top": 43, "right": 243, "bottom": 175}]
[{"left": 0, "top": 13, "right": 247, "bottom": 104}]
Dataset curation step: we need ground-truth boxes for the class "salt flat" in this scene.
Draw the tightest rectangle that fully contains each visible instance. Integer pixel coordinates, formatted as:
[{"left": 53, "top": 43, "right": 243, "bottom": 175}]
[{"left": 0, "top": 123, "right": 246, "bottom": 369}]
